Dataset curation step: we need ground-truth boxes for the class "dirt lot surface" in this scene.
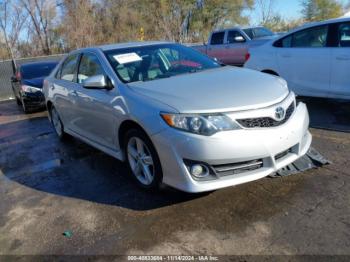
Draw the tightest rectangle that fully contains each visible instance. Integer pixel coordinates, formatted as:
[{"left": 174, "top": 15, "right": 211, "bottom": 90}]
[{"left": 0, "top": 99, "right": 350, "bottom": 256}]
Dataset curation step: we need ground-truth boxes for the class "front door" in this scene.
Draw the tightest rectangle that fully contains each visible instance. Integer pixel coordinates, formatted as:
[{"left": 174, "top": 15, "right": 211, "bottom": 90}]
[
  {"left": 73, "top": 52, "right": 117, "bottom": 149},
  {"left": 224, "top": 30, "right": 248, "bottom": 66}
]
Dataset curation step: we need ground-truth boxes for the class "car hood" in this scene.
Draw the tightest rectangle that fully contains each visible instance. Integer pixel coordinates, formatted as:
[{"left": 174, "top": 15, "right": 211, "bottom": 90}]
[
  {"left": 22, "top": 77, "right": 44, "bottom": 88},
  {"left": 127, "top": 66, "right": 289, "bottom": 113}
]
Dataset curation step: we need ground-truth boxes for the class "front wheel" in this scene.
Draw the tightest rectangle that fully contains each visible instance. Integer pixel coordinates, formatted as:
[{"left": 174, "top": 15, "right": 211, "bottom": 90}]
[{"left": 124, "top": 129, "right": 163, "bottom": 190}]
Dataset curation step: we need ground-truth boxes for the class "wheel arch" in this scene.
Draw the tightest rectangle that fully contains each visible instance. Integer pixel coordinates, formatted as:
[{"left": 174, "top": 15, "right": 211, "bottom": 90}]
[
  {"left": 261, "top": 69, "right": 279, "bottom": 76},
  {"left": 118, "top": 120, "right": 149, "bottom": 151}
]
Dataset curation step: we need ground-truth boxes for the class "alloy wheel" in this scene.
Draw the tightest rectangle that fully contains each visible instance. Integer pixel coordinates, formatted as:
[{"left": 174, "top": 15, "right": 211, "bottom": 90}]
[{"left": 127, "top": 137, "right": 155, "bottom": 186}]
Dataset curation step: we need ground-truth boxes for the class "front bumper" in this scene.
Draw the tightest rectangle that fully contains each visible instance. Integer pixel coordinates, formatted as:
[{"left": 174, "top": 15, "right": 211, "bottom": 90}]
[
  {"left": 21, "top": 91, "right": 46, "bottom": 109},
  {"left": 151, "top": 102, "right": 312, "bottom": 193}
]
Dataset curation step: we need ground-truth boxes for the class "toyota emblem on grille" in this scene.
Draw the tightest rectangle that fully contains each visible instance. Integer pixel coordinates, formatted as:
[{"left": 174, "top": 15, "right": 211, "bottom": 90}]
[{"left": 275, "top": 107, "right": 285, "bottom": 121}]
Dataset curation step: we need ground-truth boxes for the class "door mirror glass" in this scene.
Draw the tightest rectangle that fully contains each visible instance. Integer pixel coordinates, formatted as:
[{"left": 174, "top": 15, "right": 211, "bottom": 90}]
[
  {"left": 83, "top": 75, "right": 107, "bottom": 89},
  {"left": 234, "top": 36, "right": 245, "bottom": 42},
  {"left": 227, "top": 30, "right": 246, "bottom": 43}
]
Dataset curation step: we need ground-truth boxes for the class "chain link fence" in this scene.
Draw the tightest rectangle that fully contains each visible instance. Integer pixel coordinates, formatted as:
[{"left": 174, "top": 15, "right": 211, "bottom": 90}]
[{"left": 0, "top": 54, "right": 65, "bottom": 101}]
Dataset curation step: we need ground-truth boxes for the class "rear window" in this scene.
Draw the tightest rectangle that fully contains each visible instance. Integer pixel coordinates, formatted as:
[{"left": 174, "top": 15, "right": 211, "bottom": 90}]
[
  {"left": 293, "top": 26, "right": 328, "bottom": 47},
  {"left": 21, "top": 63, "right": 57, "bottom": 79},
  {"left": 274, "top": 25, "right": 328, "bottom": 48},
  {"left": 210, "top": 32, "right": 225, "bottom": 45}
]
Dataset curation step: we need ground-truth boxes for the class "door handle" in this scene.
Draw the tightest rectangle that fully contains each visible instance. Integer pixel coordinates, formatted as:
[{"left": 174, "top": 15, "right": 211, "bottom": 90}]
[
  {"left": 71, "top": 90, "right": 78, "bottom": 96},
  {"left": 336, "top": 56, "right": 350, "bottom": 61}
]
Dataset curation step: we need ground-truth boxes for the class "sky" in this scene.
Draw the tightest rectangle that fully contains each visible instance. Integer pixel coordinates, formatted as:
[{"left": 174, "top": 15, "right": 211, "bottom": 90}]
[{"left": 248, "top": 0, "right": 349, "bottom": 25}]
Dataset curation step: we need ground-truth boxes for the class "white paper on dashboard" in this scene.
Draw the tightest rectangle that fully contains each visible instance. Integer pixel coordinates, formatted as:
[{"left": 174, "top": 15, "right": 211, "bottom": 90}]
[{"left": 113, "top": 53, "right": 142, "bottom": 64}]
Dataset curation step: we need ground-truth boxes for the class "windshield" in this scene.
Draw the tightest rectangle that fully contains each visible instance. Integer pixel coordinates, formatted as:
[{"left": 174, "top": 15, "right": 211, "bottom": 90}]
[
  {"left": 21, "top": 62, "right": 57, "bottom": 79},
  {"left": 104, "top": 44, "right": 221, "bottom": 83}
]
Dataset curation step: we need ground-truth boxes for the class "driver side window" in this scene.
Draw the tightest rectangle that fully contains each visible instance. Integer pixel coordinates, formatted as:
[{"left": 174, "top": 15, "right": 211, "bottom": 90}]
[{"left": 78, "top": 53, "right": 104, "bottom": 84}]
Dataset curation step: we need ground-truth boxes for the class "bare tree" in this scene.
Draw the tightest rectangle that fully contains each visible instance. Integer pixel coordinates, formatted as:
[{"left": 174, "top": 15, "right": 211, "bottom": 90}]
[
  {"left": 255, "top": 0, "right": 276, "bottom": 25},
  {"left": 20, "top": 0, "right": 57, "bottom": 55},
  {"left": 0, "top": 0, "right": 27, "bottom": 60}
]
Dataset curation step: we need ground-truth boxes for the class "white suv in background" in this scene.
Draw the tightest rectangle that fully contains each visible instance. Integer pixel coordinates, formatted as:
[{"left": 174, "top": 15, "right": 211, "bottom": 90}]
[{"left": 245, "top": 17, "right": 350, "bottom": 100}]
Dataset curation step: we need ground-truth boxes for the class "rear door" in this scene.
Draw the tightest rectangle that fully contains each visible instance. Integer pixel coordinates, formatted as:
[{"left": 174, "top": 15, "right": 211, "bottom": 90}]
[
  {"left": 330, "top": 22, "right": 350, "bottom": 98},
  {"left": 52, "top": 53, "right": 81, "bottom": 130},
  {"left": 276, "top": 25, "right": 331, "bottom": 97},
  {"left": 207, "top": 31, "right": 226, "bottom": 63},
  {"left": 224, "top": 30, "right": 248, "bottom": 66}
]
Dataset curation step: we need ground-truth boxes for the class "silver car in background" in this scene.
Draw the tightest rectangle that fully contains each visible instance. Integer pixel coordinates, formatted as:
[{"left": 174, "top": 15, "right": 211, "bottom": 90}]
[{"left": 43, "top": 42, "right": 312, "bottom": 193}]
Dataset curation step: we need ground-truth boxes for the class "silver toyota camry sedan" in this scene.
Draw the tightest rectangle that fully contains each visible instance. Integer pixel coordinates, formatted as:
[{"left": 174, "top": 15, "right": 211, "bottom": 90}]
[{"left": 43, "top": 41, "right": 312, "bottom": 193}]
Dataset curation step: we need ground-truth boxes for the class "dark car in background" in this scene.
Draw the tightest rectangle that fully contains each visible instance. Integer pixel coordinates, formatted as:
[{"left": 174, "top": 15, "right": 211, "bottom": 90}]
[{"left": 11, "top": 61, "right": 58, "bottom": 113}]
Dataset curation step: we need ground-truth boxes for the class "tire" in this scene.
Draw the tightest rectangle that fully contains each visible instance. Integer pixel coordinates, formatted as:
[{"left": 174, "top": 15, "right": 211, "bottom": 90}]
[
  {"left": 124, "top": 129, "right": 163, "bottom": 190},
  {"left": 50, "top": 106, "right": 67, "bottom": 140}
]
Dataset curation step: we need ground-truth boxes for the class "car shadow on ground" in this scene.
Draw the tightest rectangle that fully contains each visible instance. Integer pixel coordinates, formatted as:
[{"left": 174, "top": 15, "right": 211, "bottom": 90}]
[
  {"left": 1, "top": 98, "right": 349, "bottom": 211},
  {"left": 0, "top": 105, "right": 207, "bottom": 211},
  {"left": 298, "top": 97, "right": 350, "bottom": 133}
]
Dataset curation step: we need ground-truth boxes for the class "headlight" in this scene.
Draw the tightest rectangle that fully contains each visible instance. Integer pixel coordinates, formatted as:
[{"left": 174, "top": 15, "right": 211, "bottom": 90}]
[
  {"left": 160, "top": 113, "right": 241, "bottom": 136},
  {"left": 21, "top": 85, "right": 42, "bottom": 93}
]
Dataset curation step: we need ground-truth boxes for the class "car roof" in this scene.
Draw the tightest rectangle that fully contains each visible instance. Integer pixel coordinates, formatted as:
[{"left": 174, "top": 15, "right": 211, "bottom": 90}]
[
  {"left": 20, "top": 60, "right": 58, "bottom": 68},
  {"left": 272, "top": 16, "right": 350, "bottom": 42},
  {"left": 241, "top": 26, "right": 266, "bottom": 30},
  {"left": 291, "top": 17, "right": 350, "bottom": 33},
  {"left": 78, "top": 41, "right": 173, "bottom": 52},
  {"left": 212, "top": 27, "right": 241, "bottom": 33}
]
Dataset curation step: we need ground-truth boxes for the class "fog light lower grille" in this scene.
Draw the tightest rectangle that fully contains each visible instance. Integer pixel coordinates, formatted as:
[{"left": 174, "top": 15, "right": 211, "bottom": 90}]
[{"left": 212, "top": 159, "right": 263, "bottom": 177}]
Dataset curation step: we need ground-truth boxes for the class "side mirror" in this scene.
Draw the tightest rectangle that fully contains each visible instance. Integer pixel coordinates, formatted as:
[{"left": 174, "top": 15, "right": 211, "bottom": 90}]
[
  {"left": 234, "top": 36, "right": 245, "bottom": 42},
  {"left": 83, "top": 75, "right": 112, "bottom": 90},
  {"left": 11, "top": 76, "right": 18, "bottom": 82}
]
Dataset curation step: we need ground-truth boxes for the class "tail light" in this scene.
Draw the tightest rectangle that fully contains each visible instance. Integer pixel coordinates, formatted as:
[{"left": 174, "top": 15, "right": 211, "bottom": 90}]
[{"left": 245, "top": 52, "right": 250, "bottom": 62}]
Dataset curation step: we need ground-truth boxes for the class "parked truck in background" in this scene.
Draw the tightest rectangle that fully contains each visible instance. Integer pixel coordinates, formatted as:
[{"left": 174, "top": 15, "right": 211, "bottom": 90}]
[{"left": 190, "top": 26, "right": 279, "bottom": 66}]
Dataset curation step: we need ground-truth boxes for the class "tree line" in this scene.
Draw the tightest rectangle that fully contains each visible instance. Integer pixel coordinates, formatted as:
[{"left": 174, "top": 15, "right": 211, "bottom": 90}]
[{"left": 0, "top": 0, "right": 348, "bottom": 60}]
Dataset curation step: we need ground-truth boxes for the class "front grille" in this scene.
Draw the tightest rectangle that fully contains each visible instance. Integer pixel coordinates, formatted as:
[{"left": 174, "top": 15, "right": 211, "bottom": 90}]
[
  {"left": 237, "top": 102, "right": 295, "bottom": 128},
  {"left": 212, "top": 159, "right": 263, "bottom": 177}
]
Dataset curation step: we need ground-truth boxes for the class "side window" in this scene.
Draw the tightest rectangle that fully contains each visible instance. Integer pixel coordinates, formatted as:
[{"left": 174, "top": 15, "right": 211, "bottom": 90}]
[
  {"left": 273, "top": 35, "right": 292, "bottom": 48},
  {"left": 292, "top": 25, "right": 328, "bottom": 48},
  {"left": 243, "top": 29, "right": 253, "bottom": 39},
  {"left": 78, "top": 53, "right": 104, "bottom": 84},
  {"left": 60, "top": 54, "right": 80, "bottom": 82},
  {"left": 338, "top": 23, "right": 350, "bottom": 47},
  {"left": 282, "top": 35, "right": 292, "bottom": 47},
  {"left": 227, "top": 31, "right": 245, "bottom": 43},
  {"left": 210, "top": 32, "right": 225, "bottom": 45}
]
